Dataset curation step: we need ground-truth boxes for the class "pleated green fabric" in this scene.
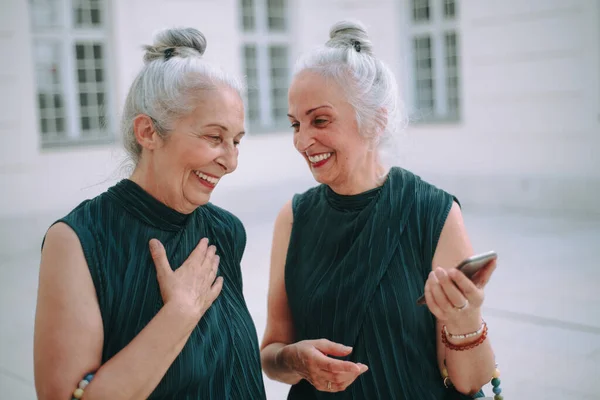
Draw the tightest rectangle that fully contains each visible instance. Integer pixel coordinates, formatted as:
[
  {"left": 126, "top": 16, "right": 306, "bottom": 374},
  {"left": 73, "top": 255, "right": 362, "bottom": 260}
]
[
  {"left": 51, "top": 179, "right": 266, "bottom": 399},
  {"left": 285, "top": 167, "right": 484, "bottom": 399}
]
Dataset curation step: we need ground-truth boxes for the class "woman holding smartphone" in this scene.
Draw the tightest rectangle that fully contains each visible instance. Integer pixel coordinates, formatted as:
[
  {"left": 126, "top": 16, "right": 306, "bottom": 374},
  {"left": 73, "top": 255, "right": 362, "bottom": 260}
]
[{"left": 260, "top": 20, "right": 501, "bottom": 400}]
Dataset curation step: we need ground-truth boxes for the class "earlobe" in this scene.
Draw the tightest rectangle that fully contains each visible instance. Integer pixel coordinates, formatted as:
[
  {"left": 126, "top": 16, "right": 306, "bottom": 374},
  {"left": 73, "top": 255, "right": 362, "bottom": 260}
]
[{"left": 133, "top": 114, "right": 159, "bottom": 150}]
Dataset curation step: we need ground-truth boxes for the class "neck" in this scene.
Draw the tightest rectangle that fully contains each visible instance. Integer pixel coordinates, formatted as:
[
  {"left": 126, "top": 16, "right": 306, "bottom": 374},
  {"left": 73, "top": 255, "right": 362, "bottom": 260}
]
[
  {"left": 129, "top": 159, "right": 196, "bottom": 214},
  {"left": 328, "top": 161, "right": 387, "bottom": 195}
]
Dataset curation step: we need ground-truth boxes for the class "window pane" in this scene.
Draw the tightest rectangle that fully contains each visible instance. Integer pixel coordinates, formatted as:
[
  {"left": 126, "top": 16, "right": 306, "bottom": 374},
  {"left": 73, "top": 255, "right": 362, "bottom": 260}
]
[
  {"left": 30, "top": 0, "right": 63, "bottom": 29},
  {"left": 33, "top": 40, "right": 67, "bottom": 138},
  {"left": 240, "top": 0, "right": 255, "bottom": 31},
  {"left": 73, "top": 0, "right": 103, "bottom": 28},
  {"left": 413, "top": 36, "right": 434, "bottom": 113},
  {"left": 75, "top": 41, "right": 108, "bottom": 137},
  {"left": 445, "top": 32, "right": 460, "bottom": 117},
  {"left": 269, "top": 45, "right": 289, "bottom": 120},
  {"left": 444, "top": 0, "right": 456, "bottom": 19},
  {"left": 412, "top": 0, "right": 430, "bottom": 22},
  {"left": 268, "top": 0, "right": 286, "bottom": 31},
  {"left": 243, "top": 45, "right": 260, "bottom": 123}
]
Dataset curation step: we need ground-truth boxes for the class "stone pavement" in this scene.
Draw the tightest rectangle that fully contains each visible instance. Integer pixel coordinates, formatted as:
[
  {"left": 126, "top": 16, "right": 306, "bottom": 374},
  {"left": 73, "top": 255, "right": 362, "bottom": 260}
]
[{"left": 1, "top": 180, "right": 599, "bottom": 399}]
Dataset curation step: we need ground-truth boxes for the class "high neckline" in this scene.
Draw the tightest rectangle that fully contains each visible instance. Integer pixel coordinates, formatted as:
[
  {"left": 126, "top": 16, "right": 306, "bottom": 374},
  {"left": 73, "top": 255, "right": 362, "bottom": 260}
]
[
  {"left": 106, "top": 179, "right": 193, "bottom": 231},
  {"left": 324, "top": 178, "right": 387, "bottom": 212}
]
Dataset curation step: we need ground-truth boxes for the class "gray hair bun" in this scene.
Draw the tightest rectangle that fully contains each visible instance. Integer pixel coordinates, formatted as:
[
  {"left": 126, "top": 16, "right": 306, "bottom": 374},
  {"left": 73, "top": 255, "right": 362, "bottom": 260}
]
[
  {"left": 143, "top": 27, "right": 207, "bottom": 63},
  {"left": 327, "top": 20, "right": 373, "bottom": 56}
]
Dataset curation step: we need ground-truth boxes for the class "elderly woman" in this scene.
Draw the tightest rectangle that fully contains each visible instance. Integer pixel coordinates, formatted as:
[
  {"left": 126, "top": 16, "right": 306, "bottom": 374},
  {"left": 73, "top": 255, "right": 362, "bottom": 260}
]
[
  {"left": 33, "top": 28, "right": 266, "bottom": 400},
  {"left": 260, "top": 21, "right": 501, "bottom": 400}
]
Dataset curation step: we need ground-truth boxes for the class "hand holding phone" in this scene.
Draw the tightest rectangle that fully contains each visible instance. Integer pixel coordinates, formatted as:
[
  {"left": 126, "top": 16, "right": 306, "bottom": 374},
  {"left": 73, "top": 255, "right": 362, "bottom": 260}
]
[{"left": 416, "top": 251, "right": 497, "bottom": 305}]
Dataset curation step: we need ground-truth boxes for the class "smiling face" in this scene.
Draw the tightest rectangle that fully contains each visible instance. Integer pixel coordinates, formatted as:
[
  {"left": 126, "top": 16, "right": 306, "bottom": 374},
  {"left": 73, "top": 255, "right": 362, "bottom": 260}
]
[
  {"left": 132, "top": 86, "right": 245, "bottom": 213},
  {"left": 287, "top": 71, "right": 380, "bottom": 194}
]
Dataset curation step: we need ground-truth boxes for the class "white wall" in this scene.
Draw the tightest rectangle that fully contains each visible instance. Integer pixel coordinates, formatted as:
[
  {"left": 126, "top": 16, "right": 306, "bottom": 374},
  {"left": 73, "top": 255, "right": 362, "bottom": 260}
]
[
  {"left": 0, "top": 1, "right": 39, "bottom": 175},
  {"left": 396, "top": 0, "right": 600, "bottom": 215},
  {"left": 1, "top": 0, "right": 598, "bottom": 218}
]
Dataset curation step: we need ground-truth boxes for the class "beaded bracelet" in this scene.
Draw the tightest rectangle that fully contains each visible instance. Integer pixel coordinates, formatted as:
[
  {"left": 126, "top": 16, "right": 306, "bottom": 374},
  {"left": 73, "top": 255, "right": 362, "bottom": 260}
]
[
  {"left": 72, "top": 372, "right": 95, "bottom": 399},
  {"left": 441, "top": 323, "right": 488, "bottom": 351},
  {"left": 442, "top": 362, "right": 504, "bottom": 400},
  {"left": 444, "top": 320, "right": 486, "bottom": 340}
]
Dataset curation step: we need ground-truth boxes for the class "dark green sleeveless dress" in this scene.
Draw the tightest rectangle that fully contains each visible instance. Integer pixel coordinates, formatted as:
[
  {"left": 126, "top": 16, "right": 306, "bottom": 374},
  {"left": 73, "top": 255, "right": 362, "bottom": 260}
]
[
  {"left": 47, "top": 179, "right": 266, "bottom": 399},
  {"left": 285, "top": 167, "right": 484, "bottom": 399}
]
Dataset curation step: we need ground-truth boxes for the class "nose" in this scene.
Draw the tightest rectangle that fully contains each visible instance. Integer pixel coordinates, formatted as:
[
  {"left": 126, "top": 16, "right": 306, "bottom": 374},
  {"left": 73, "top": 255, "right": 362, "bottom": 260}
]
[
  {"left": 293, "top": 126, "right": 316, "bottom": 153},
  {"left": 215, "top": 144, "right": 238, "bottom": 173}
]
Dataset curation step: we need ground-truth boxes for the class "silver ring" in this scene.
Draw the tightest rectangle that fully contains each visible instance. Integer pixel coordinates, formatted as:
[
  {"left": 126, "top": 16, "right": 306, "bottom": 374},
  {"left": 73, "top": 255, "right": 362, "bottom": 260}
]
[
  {"left": 455, "top": 299, "right": 469, "bottom": 311},
  {"left": 327, "top": 381, "right": 332, "bottom": 390}
]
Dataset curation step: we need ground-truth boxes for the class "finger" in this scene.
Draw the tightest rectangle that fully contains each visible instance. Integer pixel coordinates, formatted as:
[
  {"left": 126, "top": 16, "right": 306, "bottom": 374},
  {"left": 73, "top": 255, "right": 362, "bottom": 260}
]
[
  {"left": 188, "top": 237, "right": 210, "bottom": 264},
  {"left": 208, "top": 276, "right": 224, "bottom": 302},
  {"left": 318, "top": 362, "right": 368, "bottom": 382},
  {"left": 149, "top": 239, "right": 171, "bottom": 280},
  {"left": 434, "top": 267, "right": 467, "bottom": 308},
  {"left": 430, "top": 271, "right": 454, "bottom": 312},
  {"left": 313, "top": 339, "right": 353, "bottom": 357},
  {"left": 314, "top": 354, "right": 360, "bottom": 374},
  {"left": 208, "top": 255, "right": 220, "bottom": 283},
  {"left": 313, "top": 371, "right": 347, "bottom": 392},
  {"left": 324, "top": 368, "right": 367, "bottom": 392},
  {"left": 356, "top": 363, "right": 369, "bottom": 374},
  {"left": 448, "top": 267, "right": 481, "bottom": 300},
  {"left": 209, "top": 249, "right": 219, "bottom": 273},
  {"left": 424, "top": 274, "right": 446, "bottom": 319},
  {"left": 200, "top": 245, "right": 217, "bottom": 270},
  {"left": 470, "top": 259, "right": 497, "bottom": 288}
]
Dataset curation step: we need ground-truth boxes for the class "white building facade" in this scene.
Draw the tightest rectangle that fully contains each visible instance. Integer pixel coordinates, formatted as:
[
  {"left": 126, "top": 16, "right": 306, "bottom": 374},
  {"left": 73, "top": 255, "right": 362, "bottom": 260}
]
[{"left": 2, "top": 0, "right": 599, "bottom": 218}]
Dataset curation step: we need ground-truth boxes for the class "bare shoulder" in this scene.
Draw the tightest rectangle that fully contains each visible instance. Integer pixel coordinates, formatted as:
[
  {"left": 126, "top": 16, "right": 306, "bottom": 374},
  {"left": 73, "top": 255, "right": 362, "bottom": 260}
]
[
  {"left": 275, "top": 199, "right": 294, "bottom": 228},
  {"left": 44, "top": 221, "right": 82, "bottom": 250},
  {"left": 432, "top": 202, "right": 474, "bottom": 270},
  {"left": 41, "top": 222, "right": 91, "bottom": 277}
]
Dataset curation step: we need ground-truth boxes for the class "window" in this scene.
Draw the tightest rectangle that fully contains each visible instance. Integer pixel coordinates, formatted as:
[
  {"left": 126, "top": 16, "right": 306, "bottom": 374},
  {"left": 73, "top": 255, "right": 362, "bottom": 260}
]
[
  {"left": 239, "top": 0, "right": 290, "bottom": 130},
  {"left": 30, "top": 0, "right": 113, "bottom": 147},
  {"left": 408, "top": 0, "right": 460, "bottom": 121}
]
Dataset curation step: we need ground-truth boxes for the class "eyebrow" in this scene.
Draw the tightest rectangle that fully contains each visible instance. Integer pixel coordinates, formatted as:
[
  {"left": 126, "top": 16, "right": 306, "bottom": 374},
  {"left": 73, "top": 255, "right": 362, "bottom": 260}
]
[
  {"left": 287, "top": 105, "right": 332, "bottom": 119},
  {"left": 204, "top": 124, "right": 245, "bottom": 136}
]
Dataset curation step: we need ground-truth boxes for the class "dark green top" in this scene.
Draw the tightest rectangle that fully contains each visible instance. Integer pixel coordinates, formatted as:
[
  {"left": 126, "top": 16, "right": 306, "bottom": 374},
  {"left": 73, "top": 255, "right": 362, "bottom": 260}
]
[
  {"left": 49, "top": 179, "right": 266, "bottom": 399},
  {"left": 285, "top": 167, "right": 484, "bottom": 399}
]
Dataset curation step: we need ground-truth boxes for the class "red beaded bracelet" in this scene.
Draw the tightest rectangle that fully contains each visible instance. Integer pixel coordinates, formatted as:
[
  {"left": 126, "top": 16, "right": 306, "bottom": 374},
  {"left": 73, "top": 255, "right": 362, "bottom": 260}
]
[{"left": 441, "top": 322, "right": 488, "bottom": 351}]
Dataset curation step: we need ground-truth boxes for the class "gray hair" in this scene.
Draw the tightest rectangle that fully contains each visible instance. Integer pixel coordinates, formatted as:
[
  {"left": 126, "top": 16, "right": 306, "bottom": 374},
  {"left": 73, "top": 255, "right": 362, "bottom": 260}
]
[
  {"left": 121, "top": 27, "right": 244, "bottom": 164},
  {"left": 293, "top": 20, "right": 405, "bottom": 171}
]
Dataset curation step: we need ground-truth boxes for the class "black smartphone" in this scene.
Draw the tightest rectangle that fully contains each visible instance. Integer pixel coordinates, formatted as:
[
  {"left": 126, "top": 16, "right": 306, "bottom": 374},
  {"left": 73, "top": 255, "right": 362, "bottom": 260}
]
[{"left": 415, "top": 251, "right": 497, "bottom": 305}]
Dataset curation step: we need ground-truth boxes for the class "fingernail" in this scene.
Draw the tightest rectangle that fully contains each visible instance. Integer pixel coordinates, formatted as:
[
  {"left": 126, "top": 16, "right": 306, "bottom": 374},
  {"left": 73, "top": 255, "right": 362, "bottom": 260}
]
[
  {"left": 435, "top": 269, "right": 444, "bottom": 278},
  {"left": 149, "top": 239, "right": 159, "bottom": 251},
  {"left": 345, "top": 345, "right": 353, "bottom": 351}
]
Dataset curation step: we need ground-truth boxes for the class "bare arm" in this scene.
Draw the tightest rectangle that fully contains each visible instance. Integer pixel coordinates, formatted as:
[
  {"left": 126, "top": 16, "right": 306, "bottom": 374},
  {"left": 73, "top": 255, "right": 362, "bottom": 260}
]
[
  {"left": 34, "top": 223, "right": 221, "bottom": 400},
  {"left": 429, "top": 202, "right": 496, "bottom": 395},
  {"left": 259, "top": 200, "right": 302, "bottom": 384},
  {"left": 260, "top": 201, "right": 366, "bottom": 392}
]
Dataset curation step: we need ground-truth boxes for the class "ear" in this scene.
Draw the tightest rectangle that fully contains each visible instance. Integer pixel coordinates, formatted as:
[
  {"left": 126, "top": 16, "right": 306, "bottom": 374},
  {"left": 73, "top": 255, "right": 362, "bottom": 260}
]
[{"left": 133, "top": 114, "right": 162, "bottom": 151}]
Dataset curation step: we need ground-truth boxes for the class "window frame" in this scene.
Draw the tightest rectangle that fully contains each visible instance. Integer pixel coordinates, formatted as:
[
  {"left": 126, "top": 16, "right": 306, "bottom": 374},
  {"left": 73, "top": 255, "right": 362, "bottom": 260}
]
[
  {"left": 240, "top": 0, "right": 292, "bottom": 132},
  {"left": 405, "top": 0, "right": 462, "bottom": 123},
  {"left": 29, "top": 0, "right": 116, "bottom": 148}
]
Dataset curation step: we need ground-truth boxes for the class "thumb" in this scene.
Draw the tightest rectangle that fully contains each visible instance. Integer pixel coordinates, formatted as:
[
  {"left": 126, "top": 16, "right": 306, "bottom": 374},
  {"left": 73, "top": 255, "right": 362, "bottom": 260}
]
[
  {"left": 149, "top": 239, "right": 171, "bottom": 281},
  {"left": 357, "top": 363, "right": 369, "bottom": 374},
  {"left": 314, "top": 339, "right": 353, "bottom": 357}
]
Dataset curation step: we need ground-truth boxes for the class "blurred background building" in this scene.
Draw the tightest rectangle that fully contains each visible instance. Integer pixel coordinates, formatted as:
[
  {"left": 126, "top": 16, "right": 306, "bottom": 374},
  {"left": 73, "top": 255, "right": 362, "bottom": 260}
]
[
  {"left": 3, "top": 0, "right": 598, "bottom": 218},
  {"left": 0, "top": 0, "right": 598, "bottom": 399}
]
